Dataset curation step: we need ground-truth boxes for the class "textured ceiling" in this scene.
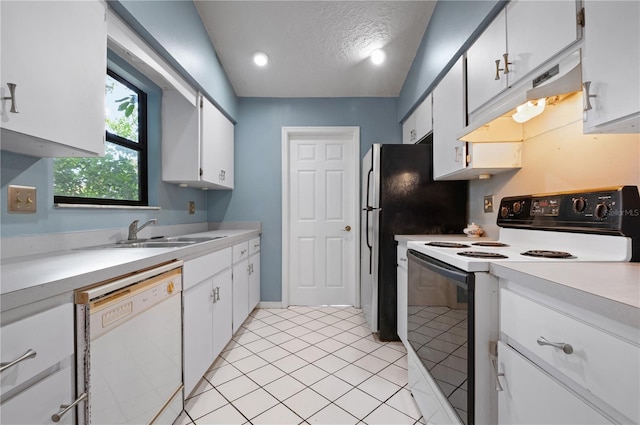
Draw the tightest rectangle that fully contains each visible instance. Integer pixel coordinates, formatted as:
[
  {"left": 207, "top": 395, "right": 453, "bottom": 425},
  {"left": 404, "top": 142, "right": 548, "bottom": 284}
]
[{"left": 194, "top": 1, "right": 436, "bottom": 97}]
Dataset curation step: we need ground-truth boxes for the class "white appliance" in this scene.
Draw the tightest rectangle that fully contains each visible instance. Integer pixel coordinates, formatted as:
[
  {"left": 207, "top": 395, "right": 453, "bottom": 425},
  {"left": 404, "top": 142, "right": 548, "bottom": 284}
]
[
  {"left": 404, "top": 186, "right": 640, "bottom": 425},
  {"left": 75, "top": 261, "right": 183, "bottom": 425}
]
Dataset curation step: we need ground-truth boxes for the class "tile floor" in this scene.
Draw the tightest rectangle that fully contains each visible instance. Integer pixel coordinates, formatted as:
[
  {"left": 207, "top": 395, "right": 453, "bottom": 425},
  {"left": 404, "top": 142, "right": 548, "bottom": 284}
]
[{"left": 174, "top": 306, "right": 425, "bottom": 425}]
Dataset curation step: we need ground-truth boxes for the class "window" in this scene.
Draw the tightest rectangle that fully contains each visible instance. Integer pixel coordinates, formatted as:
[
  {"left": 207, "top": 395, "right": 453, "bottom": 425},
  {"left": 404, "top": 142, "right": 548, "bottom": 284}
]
[{"left": 54, "top": 69, "right": 148, "bottom": 206}]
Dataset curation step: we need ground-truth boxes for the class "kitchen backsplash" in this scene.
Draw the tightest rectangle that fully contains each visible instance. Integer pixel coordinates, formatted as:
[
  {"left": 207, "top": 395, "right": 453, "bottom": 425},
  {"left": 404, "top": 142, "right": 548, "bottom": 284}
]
[{"left": 468, "top": 93, "right": 640, "bottom": 238}]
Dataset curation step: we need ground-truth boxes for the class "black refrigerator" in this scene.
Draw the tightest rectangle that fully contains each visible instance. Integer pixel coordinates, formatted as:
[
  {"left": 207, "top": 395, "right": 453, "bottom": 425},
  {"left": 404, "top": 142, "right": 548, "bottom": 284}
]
[{"left": 360, "top": 141, "right": 468, "bottom": 341}]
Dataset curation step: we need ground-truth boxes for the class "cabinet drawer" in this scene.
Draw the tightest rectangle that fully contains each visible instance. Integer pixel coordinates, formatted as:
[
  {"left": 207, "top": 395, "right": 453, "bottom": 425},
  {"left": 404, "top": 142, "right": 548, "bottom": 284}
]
[
  {"left": 500, "top": 288, "right": 640, "bottom": 423},
  {"left": 1, "top": 365, "right": 74, "bottom": 425},
  {"left": 249, "top": 237, "right": 261, "bottom": 256},
  {"left": 183, "top": 248, "right": 231, "bottom": 291},
  {"left": 233, "top": 241, "right": 249, "bottom": 264},
  {"left": 1, "top": 303, "right": 73, "bottom": 394},
  {"left": 497, "top": 341, "right": 611, "bottom": 425}
]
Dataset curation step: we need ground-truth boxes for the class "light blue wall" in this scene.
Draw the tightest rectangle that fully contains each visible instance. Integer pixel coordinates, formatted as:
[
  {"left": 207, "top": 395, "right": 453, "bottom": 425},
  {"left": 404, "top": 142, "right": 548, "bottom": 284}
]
[
  {"left": 207, "top": 97, "right": 400, "bottom": 302},
  {"left": 109, "top": 0, "right": 238, "bottom": 122},
  {"left": 398, "top": 0, "right": 505, "bottom": 122},
  {"left": 0, "top": 52, "right": 208, "bottom": 237}
]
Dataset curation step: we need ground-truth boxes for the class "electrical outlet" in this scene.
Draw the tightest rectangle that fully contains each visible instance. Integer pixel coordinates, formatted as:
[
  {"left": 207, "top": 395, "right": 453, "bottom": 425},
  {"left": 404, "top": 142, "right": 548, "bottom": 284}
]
[
  {"left": 484, "top": 195, "right": 494, "bottom": 213},
  {"left": 188, "top": 201, "right": 196, "bottom": 214},
  {"left": 8, "top": 185, "right": 36, "bottom": 213}
]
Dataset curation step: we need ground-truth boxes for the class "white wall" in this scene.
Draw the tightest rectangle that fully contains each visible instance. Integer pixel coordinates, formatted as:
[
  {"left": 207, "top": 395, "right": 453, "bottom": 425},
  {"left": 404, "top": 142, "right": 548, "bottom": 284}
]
[{"left": 469, "top": 93, "right": 640, "bottom": 237}]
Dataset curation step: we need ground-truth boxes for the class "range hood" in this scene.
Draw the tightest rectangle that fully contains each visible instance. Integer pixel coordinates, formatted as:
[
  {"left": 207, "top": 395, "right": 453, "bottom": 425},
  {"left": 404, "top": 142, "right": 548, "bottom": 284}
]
[{"left": 460, "top": 49, "right": 582, "bottom": 143}]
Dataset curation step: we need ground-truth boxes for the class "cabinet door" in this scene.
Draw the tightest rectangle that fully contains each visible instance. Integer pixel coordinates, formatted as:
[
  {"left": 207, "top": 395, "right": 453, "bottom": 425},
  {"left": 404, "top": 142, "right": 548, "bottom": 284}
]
[
  {"left": 402, "top": 113, "right": 415, "bottom": 144},
  {"left": 0, "top": 1, "right": 106, "bottom": 157},
  {"left": 413, "top": 94, "right": 433, "bottom": 142},
  {"left": 249, "top": 253, "right": 261, "bottom": 312},
  {"left": 161, "top": 91, "right": 200, "bottom": 184},
  {"left": 497, "top": 342, "right": 611, "bottom": 425},
  {"left": 232, "top": 261, "right": 249, "bottom": 334},
  {"left": 506, "top": 0, "right": 579, "bottom": 85},
  {"left": 583, "top": 1, "right": 640, "bottom": 133},
  {"left": 183, "top": 279, "right": 214, "bottom": 396},
  {"left": 466, "top": 9, "right": 507, "bottom": 114},
  {"left": 0, "top": 366, "right": 75, "bottom": 425},
  {"left": 396, "top": 244, "right": 408, "bottom": 345},
  {"left": 212, "top": 269, "right": 233, "bottom": 360},
  {"left": 201, "top": 97, "right": 234, "bottom": 189},
  {"left": 433, "top": 57, "right": 466, "bottom": 180}
]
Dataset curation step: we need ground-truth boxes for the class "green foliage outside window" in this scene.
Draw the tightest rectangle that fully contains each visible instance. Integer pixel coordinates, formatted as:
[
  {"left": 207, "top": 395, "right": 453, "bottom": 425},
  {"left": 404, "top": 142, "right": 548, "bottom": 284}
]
[{"left": 53, "top": 71, "right": 146, "bottom": 204}]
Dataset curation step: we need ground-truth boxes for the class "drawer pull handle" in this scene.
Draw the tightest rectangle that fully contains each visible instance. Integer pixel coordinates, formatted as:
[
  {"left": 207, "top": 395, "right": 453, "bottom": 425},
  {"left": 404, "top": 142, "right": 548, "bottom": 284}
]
[
  {"left": 52, "top": 392, "right": 87, "bottom": 422},
  {"left": 490, "top": 357, "right": 504, "bottom": 391},
  {"left": 0, "top": 349, "right": 37, "bottom": 373},
  {"left": 537, "top": 336, "right": 574, "bottom": 354}
]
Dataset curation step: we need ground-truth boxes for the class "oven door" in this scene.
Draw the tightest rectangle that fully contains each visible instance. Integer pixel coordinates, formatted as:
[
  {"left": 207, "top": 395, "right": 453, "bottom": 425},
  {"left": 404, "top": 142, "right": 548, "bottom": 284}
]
[{"left": 407, "top": 249, "right": 474, "bottom": 424}]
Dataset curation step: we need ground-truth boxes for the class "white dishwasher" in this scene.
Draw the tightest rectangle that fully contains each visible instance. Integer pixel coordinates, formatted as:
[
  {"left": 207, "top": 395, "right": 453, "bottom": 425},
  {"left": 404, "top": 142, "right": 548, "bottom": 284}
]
[{"left": 75, "top": 261, "right": 183, "bottom": 425}]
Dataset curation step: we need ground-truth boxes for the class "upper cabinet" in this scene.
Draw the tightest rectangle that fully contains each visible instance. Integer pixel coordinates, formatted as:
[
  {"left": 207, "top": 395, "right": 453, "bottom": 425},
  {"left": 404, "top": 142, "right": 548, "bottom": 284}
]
[
  {"left": 402, "top": 94, "right": 432, "bottom": 144},
  {"left": 162, "top": 92, "right": 234, "bottom": 190},
  {"left": 467, "top": 0, "right": 580, "bottom": 115},
  {"left": 0, "top": 1, "right": 106, "bottom": 157},
  {"left": 433, "top": 57, "right": 522, "bottom": 181},
  {"left": 582, "top": 1, "right": 640, "bottom": 134}
]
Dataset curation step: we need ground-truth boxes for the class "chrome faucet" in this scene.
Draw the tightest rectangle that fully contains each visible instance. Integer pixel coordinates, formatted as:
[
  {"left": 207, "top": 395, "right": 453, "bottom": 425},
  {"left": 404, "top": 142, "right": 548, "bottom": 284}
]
[{"left": 128, "top": 219, "right": 158, "bottom": 240}]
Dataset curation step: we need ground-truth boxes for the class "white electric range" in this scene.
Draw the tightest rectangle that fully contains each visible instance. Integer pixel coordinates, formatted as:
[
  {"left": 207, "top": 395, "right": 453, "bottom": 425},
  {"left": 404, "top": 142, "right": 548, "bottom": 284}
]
[{"left": 403, "top": 186, "right": 640, "bottom": 425}]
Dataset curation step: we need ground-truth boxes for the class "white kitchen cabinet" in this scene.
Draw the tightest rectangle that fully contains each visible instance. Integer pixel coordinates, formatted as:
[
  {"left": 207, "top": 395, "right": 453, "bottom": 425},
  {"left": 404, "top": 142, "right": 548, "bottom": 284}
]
[
  {"left": 497, "top": 341, "right": 611, "bottom": 425},
  {"left": 0, "top": 1, "right": 106, "bottom": 157},
  {"left": 248, "top": 237, "right": 261, "bottom": 312},
  {"left": 498, "top": 282, "right": 639, "bottom": 424},
  {"left": 467, "top": 1, "right": 579, "bottom": 115},
  {"left": 1, "top": 303, "right": 77, "bottom": 424},
  {"left": 232, "top": 241, "right": 250, "bottom": 333},
  {"left": 396, "top": 242, "right": 408, "bottom": 345},
  {"left": 582, "top": 0, "right": 640, "bottom": 134},
  {"left": 162, "top": 92, "right": 234, "bottom": 189},
  {"left": 182, "top": 248, "right": 232, "bottom": 396},
  {"left": 402, "top": 94, "right": 432, "bottom": 144},
  {"left": 433, "top": 57, "right": 523, "bottom": 180}
]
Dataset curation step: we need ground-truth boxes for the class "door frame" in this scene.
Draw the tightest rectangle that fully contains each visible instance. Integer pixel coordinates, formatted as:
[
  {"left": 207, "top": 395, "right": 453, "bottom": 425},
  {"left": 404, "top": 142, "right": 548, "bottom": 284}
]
[{"left": 281, "top": 126, "right": 361, "bottom": 308}]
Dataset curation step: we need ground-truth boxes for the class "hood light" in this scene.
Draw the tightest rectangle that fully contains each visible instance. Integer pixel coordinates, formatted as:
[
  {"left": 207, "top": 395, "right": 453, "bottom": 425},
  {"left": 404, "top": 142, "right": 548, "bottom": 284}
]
[
  {"left": 512, "top": 98, "right": 546, "bottom": 123},
  {"left": 253, "top": 52, "right": 268, "bottom": 67}
]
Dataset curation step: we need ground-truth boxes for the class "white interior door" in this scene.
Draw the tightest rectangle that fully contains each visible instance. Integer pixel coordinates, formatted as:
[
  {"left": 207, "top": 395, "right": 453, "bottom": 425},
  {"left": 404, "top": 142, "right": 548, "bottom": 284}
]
[{"left": 282, "top": 127, "right": 359, "bottom": 307}]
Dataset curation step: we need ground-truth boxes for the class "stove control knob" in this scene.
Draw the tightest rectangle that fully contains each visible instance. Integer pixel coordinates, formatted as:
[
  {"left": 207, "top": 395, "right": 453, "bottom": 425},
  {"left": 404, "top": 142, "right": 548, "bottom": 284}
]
[
  {"left": 573, "top": 197, "right": 587, "bottom": 213},
  {"left": 594, "top": 202, "right": 609, "bottom": 219},
  {"left": 500, "top": 206, "right": 509, "bottom": 218},
  {"left": 512, "top": 202, "right": 522, "bottom": 214}
]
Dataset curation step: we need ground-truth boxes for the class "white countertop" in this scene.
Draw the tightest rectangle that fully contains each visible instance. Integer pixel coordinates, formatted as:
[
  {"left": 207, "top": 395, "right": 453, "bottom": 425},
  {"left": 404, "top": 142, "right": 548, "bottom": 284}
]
[{"left": 1, "top": 229, "right": 260, "bottom": 314}]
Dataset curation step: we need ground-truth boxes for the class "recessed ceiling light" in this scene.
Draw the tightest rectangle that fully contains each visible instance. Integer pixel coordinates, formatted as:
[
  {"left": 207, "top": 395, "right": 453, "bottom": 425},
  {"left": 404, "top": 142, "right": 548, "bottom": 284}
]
[
  {"left": 253, "top": 52, "right": 268, "bottom": 67},
  {"left": 370, "top": 49, "right": 385, "bottom": 65}
]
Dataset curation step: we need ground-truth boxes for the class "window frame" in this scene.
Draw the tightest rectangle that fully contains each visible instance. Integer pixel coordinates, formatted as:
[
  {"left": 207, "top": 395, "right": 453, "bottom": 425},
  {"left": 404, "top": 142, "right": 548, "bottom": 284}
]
[{"left": 53, "top": 69, "right": 149, "bottom": 206}]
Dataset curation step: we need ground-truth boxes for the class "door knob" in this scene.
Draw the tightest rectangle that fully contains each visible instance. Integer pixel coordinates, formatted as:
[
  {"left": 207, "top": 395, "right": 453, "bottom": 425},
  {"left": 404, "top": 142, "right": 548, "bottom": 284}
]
[{"left": 344, "top": 225, "right": 351, "bottom": 232}]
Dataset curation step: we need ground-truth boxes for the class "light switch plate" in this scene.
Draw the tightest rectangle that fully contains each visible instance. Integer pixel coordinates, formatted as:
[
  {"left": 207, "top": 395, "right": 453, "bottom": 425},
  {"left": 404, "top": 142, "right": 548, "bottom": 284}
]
[
  {"left": 484, "top": 195, "right": 494, "bottom": 213},
  {"left": 8, "top": 185, "right": 36, "bottom": 213},
  {"left": 188, "top": 201, "right": 196, "bottom": 214}
]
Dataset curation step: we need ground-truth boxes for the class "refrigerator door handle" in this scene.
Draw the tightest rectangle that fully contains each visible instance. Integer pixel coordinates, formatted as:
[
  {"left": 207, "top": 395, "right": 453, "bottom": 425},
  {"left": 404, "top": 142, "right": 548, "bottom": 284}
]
[{"left": 365, "top": 168, "right": 374, "bottom": 273}]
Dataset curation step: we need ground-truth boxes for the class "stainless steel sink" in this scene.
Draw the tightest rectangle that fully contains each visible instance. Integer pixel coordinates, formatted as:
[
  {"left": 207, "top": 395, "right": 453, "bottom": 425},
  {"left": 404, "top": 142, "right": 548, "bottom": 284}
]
[{"left": 84, "top": 236, "right": 226, "bottom": 249}]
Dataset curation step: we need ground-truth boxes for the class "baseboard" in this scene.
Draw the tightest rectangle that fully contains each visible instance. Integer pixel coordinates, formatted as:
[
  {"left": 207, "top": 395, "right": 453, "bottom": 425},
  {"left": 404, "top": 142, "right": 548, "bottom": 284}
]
[{"left": 257, "top": 301, "right": 284, "bottom": 309}]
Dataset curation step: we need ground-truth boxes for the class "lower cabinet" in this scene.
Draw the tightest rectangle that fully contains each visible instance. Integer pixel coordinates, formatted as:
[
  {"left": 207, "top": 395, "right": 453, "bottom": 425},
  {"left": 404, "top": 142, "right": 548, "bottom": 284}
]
[
  {"left": 182, "top": 248, "right": 232, "bottom": 396},
  {"left": 497, "top": 282, "right": 639, "bottom": 424},
  {"left": 396, "top": 242, "right": 408, "bottom": 345},
  {"left": 248, "top": 237, "right": 261, "bottom": 312},
  {"left": 0, "top": 303, "right": 76, "bottom": 424},
  {"left": 232, "top": 241, "right": 250, "bottom": 334},
  {"left": 497, "top": 341, "right": 610, "bottom": 425}
]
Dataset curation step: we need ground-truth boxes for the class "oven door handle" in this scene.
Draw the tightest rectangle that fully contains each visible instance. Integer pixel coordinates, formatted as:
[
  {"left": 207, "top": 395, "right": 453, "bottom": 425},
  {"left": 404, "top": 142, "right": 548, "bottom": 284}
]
[{"left": 407, "top": 250, "right": 469, "bottom": 283}]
